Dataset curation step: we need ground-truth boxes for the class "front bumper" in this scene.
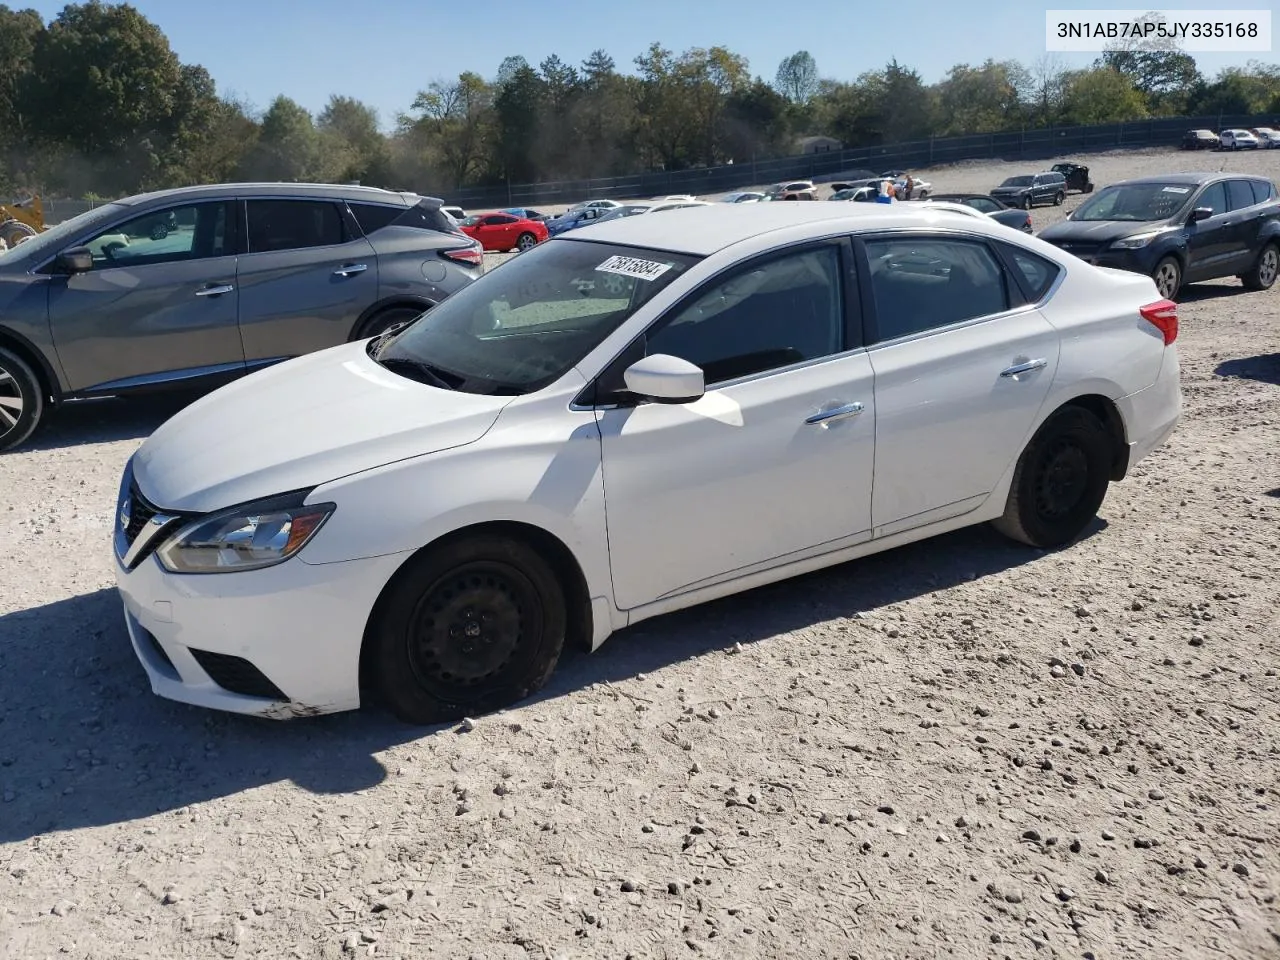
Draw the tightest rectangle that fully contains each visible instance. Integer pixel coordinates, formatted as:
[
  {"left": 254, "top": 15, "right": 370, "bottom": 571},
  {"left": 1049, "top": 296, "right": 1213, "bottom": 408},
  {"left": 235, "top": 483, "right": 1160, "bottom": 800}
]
[{"left": 115, "top": 547, "right": 413, "bottom": 719}]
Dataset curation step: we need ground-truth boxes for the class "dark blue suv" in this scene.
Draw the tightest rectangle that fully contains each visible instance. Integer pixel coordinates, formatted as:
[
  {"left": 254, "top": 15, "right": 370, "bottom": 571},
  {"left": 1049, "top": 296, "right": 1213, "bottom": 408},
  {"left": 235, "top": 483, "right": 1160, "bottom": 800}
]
[{"left": 1037, "top": 173, "right": 1280, "bottom": 300}]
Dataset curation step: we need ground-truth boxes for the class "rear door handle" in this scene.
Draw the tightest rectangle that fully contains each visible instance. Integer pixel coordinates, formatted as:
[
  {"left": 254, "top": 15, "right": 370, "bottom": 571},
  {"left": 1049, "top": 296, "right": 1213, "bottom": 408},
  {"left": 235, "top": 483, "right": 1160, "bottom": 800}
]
[
  {"left": 333, "top": 263, "right": 368, "bottom": 277},
  {"left": 195, "top": 284, "right": 234, "bottom": 297},
  {"left": 1000, "top": 358, "right": 1048, "bottom": 378},
  {"left": 805, "top": 401, "right": 864, "bottom": 426}
]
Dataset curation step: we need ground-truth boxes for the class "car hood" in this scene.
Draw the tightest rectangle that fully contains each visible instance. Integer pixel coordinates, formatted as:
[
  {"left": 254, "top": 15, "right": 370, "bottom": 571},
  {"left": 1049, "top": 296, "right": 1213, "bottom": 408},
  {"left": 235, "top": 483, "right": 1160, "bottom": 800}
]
[
  {"left": 1038, "top": 218, "right": 1171, "bottom": 244},
  {"left": 132, "top": 341, "right": 512, "bottom": 514}
]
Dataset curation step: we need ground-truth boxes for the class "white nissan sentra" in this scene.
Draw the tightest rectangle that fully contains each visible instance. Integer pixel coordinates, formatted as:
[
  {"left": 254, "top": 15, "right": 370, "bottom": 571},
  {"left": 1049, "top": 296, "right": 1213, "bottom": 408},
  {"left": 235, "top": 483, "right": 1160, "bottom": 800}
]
[{"left": 113, "top": 203, "right": 1182, "bottom": 723}]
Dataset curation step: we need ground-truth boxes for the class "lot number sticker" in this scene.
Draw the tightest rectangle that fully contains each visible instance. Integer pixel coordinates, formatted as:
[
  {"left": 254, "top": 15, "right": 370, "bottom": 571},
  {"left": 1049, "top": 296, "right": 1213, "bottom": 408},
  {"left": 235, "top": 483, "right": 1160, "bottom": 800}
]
[{"left": 595, "top": 255, "right": 672, "bottom": 281}]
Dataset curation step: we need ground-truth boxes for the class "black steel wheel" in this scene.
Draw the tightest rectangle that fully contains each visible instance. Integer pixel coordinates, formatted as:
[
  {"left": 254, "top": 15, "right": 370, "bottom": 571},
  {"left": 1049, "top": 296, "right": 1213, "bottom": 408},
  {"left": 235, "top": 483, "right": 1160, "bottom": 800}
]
[
  {"left": 369, "top": 535, "right": 566, "bottom": 724},
  {"left": 992, "top": 406, "right": 1111, "bottom": 549}
]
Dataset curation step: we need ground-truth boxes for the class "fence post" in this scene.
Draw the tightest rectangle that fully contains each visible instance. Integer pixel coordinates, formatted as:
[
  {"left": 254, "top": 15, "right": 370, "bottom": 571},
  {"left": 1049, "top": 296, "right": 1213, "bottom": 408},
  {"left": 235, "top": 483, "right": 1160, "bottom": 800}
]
[
  {"left": 1117, "top": 122, "right": 1123, "bottom": 146},
  {"left": 929, "top": 136, "right": 934, "bottom": 164}
]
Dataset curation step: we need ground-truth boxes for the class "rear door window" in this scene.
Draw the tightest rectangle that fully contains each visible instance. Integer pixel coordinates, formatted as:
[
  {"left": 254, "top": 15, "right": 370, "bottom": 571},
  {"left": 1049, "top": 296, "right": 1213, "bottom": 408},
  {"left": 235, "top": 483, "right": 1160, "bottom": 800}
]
[
  {"left": 246, "top": 200, "right": 347, "bottom": 253},
  {"left": 348, "top": 202, "right": 404, "bottom": 235},
  {"left": 1226, "top": 180, "right": 1257, "bottom": 211}
]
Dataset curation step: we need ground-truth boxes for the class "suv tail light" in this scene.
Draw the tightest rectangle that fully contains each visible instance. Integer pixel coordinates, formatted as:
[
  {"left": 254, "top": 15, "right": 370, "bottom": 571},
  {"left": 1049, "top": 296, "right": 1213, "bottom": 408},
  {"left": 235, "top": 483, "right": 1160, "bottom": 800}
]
[
  {"left": 1139, "top": 299, "right": 1178, "bottom": 345},
  {"left": 441, "top": 244, "right": 483, "bottom": 266}
]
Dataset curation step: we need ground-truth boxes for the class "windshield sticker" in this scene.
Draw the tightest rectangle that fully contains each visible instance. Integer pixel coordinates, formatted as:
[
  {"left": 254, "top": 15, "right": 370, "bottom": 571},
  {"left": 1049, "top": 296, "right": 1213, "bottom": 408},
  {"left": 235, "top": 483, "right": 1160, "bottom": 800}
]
[
  {"left": 1161, "top": 186, "right": 1191, "bottom": 194},
  {"left": 595, "top": 255, "right": 672, "bottom": 281}
]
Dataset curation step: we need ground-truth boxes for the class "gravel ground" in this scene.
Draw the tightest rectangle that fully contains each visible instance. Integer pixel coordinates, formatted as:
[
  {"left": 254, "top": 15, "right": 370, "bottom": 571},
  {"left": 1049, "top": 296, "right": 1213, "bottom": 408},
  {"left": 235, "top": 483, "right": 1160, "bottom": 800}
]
[{"left": 2, "top": 147, "right": 1279, "bottom": 959}]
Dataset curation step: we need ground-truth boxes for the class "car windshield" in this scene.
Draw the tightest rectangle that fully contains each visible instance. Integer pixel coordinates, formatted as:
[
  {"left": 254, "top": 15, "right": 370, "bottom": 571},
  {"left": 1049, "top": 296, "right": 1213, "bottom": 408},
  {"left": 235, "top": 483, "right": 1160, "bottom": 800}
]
[
  {"left": 373, "top": 239, "right": 700, "bottom": 395},
  {"left": 1000, "top": 176, "right": 1034, "bottom": 187},
  {"left": 1071, "top": 182, "right": 1195, "bottom": 222},
  {"left": 0, "top": 202, "right": 128, "bottom": 264}
]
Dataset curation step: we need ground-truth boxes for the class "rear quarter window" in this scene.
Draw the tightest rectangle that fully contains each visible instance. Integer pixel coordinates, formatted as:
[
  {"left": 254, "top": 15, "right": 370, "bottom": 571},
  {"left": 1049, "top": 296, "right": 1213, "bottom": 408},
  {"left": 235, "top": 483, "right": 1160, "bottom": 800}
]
[
  {"left": 1251, "top": 180, "right": 1275, "bottom": 204},
  {"left": 999, "top": 244, "right": 1061, "bottom": 302},
  {"left": 349, "top": 202, "right": 404, "bottom": 235},
  {"left": 392, "top": 201, "right": 463, "bottom": 235}
]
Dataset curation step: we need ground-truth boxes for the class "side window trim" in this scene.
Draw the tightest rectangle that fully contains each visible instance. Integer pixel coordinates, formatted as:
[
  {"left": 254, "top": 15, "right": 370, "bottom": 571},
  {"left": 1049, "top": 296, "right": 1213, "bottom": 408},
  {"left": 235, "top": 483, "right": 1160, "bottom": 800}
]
[{"left": 852, "top": 230, "right": 1026, "bottom": 348}]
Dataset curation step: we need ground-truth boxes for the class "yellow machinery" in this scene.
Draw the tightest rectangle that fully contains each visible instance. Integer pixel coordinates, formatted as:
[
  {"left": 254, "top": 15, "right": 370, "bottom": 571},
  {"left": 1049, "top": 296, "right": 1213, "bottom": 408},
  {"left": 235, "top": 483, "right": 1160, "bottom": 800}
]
[{"left": 0, "top": 196, "right": 45, "bottom": 248}]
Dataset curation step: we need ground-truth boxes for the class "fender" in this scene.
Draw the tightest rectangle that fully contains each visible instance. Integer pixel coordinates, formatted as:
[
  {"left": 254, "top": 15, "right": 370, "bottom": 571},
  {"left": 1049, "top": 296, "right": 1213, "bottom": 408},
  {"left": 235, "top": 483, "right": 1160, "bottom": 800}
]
[
  {"left": 0, "top": 323, "right": 65, "bottom": 401},
  {"left": 1257, "top": 219, "right": 1280, "bottom": 245}
]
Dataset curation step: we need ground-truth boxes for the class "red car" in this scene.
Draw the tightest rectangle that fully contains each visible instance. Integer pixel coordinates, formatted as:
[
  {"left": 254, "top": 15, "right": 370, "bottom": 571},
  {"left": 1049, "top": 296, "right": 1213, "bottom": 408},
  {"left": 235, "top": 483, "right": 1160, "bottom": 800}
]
[{"left": 460, "top": 212, "right": 549, "bottom": 252}]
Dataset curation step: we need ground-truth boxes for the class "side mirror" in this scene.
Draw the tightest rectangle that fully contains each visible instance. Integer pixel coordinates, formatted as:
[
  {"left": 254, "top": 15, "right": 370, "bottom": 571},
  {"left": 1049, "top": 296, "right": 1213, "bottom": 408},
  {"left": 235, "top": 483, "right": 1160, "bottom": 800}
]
[
  {"left": 55, "top": 246, "right": 93, "bottom": 274},
  {"left": 622, "top": 353, "right": 705, "bottom": 404},
  {"left": 1189, "top": 207, "right": 1213, "bottom": 223}
]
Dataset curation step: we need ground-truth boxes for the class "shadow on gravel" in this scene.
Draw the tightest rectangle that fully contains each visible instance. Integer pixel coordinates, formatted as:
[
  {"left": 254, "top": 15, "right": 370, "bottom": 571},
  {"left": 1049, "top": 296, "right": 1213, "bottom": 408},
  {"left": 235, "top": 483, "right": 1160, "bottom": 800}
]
[
  {"left": 0, "top": 518, "right": 1103, "bottom": 842},
  {"left": 1214, "top": 353, "right": 1280, "bottom": 387},
  {"left": 23, "top": 391, "right": 209, "bottom": 452}
]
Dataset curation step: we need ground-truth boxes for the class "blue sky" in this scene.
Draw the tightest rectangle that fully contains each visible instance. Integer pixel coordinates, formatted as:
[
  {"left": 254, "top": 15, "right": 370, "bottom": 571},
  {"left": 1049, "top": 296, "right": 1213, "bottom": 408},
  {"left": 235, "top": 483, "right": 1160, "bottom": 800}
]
[{"left": 25, "top": 0, "right": 1278, "bottom": 127}]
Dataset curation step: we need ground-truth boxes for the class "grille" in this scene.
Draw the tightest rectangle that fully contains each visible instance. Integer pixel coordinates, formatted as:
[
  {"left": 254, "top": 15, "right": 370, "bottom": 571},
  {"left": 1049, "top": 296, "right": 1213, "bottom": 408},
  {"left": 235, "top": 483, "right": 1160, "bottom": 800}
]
[
  {"left": 138, "top": 624, "right": 177, "bottom": 676},
  {"left": 125, "top": 486, "right": 158, "bottom": 543},
  {"left": 189, "top": 649, "right": 288, "bottom": 701}
]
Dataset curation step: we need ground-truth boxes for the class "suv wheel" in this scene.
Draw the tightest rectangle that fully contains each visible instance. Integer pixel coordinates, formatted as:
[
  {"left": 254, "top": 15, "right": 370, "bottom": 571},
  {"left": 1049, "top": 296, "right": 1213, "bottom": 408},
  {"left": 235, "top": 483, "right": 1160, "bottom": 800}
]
[
  {"left": 1241, "top": 242, "right": 1279, "bottom": 291},
  {"left": 1153, "top": 257, "right": 1182, "bottom": 300},
  {"left": 1053, "top": 191, "right": 1065, "bottom": 206},
  {"left": 1022, "top": 194, "right": 1032, "bottom": 210},
  {"left": 0, "top": 346, "right": 44, "bottom": 452}
]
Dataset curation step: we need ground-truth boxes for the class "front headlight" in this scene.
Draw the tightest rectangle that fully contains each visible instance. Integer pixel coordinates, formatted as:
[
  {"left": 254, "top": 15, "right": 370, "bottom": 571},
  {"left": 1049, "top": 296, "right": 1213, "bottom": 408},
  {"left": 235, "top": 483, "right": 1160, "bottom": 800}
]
[
  {"left": 156, "top": 491, "right": 334, "bottom": 574},
  {"left": 1110, "top": 232, "right": 1161, "bottom": 249}
]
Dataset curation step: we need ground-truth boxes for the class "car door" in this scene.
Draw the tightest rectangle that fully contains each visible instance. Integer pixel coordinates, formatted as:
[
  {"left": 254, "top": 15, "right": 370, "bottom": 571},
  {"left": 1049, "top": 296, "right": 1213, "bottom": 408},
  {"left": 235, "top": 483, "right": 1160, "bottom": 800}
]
[
  {"left": 1184, "top": 181, "right": 1235, "bottom": 280},
  {"left": 472, "top": 215, "right": 512, "bottom": 250},
  {"left": 596, "top": 241, "right": 876, "bottom": 611},
  {"left": 45, "top": 199, "right": 242, "bottom": 394},
  {"left": 236, "top": 197, "right": 378, "bottom": 363},
  {"left": 1224, "top": 179, "right": 1263, "bottom": 271},
  {"left": 858, "top": 233, "right": 1060, "bottom": 534}
]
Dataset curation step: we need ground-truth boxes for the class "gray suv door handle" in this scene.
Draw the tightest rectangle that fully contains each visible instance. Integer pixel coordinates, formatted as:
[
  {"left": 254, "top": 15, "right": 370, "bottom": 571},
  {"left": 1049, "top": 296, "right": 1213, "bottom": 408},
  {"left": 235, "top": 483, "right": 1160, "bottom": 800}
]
[
  {"left": 333, "top": 263, "right": 368, "bottom": 277},
  {"left": 195, "top": 284, "right": 235, "bottom": 298},
  {"left": 805, "top": 401, "right": 864, "bottom": 426},
  {"left": 1000, "top": 358, "right": 1048, "bottom": 378}
]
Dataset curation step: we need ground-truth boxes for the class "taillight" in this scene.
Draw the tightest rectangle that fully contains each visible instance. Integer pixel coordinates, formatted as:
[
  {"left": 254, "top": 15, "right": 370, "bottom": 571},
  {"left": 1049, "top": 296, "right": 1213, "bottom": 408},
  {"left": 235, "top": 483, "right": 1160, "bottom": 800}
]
[
  {"left": 1139, "top": 299, "right": 1178, "bottom": 345},
  {"left": 441, "top": 244, "right": 483, "bottom": 266}
]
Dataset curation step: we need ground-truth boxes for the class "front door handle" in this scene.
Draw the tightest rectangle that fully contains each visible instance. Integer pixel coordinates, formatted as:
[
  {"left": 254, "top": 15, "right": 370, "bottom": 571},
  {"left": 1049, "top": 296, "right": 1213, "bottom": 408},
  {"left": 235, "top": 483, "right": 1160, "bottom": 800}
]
[
  {"left": 195, "top": 284, "right": 234, "bottom": 297},
  {"left": 333, "top": 263, "right": 368, "bottom": 277},
  {"left": 1000, "top": 358, "right": 1048, "bottom": 378},
  {"left": 805, "top": 401, "right": 864, "bottom": 427}
]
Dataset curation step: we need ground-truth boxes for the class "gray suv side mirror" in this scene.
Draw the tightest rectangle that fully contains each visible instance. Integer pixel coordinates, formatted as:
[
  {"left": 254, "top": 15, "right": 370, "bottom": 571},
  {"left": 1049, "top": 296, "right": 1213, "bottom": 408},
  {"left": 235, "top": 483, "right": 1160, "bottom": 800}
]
[
  {"left": 1189, "top": 207, "right": 1214, "bottom": 223},
  {"left": 55, "top": 247, "right": 93, "bottom": 274}
]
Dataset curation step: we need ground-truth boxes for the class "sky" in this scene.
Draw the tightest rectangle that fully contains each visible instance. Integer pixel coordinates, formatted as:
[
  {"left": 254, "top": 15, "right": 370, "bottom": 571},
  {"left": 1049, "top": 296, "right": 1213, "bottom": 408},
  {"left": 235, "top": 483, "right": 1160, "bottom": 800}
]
[{"left": 24, "top": 0, "right": 1279, "bottom": 128}]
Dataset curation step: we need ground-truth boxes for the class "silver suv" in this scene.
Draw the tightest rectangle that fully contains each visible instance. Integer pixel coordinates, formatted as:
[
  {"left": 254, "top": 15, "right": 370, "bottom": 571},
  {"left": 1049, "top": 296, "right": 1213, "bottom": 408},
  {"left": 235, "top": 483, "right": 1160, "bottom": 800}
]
[{"left": 0, "top": 182, "right": 483, "bottom": 451}]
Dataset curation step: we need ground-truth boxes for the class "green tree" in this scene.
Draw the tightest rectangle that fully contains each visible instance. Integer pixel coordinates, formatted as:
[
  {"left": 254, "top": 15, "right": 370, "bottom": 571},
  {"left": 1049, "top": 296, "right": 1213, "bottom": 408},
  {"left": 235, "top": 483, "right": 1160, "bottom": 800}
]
[
  {"left": 405, "top": 72, "right": 492, "bottom": 186},
  {"left": 492, "top": 61, "right": 543, "bottom": 182},
  {"left": 318, "top": 95, "right": 390, "bottom": 184},
  {"left": 237, "top": 96, "right": 325, "bottom": 181},
  {"left": 1059, "top": 67, "right": 1147, "bottom": 125},
  {"left": 936, "top": 59, "right": 1027, "bottom": 135}
]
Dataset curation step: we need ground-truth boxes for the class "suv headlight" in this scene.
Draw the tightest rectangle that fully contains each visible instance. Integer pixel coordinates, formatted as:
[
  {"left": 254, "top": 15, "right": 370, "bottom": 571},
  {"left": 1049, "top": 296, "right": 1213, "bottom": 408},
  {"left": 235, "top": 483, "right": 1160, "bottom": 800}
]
[
  {"left": 156, "top": 491, "right": 334, "bottom": 574},
  {"left": 1110, "top": 232, "right": 1161, "bottom": 249}
]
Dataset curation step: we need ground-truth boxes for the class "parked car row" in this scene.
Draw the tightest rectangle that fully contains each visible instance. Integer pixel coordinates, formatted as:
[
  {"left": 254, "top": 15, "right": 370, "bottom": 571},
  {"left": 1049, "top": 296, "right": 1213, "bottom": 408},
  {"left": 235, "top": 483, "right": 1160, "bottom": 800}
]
[{"left": 1182, "top": 127, "right": 1280, "bottom": 150}]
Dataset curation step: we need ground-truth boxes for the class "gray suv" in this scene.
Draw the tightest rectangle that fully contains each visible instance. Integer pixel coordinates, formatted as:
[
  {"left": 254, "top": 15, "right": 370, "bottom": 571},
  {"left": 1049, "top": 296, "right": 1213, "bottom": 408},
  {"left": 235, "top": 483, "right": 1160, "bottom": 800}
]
[
  {"left": 0, "top": 182, "right": 483, "bottom": 451},
  {"left": 989, "top": 171, "right": 1068, "bottom": 210}
]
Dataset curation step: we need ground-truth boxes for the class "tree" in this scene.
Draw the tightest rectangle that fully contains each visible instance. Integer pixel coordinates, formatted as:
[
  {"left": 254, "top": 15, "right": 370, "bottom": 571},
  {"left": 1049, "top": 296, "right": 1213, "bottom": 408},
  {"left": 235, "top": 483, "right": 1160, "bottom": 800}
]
[
  {"left": 238, "top": 96, "right": 325, "bottom": 182},
  {"left": 492, "top": 62, "right": 542, "bottom": 182},
  {"left": 1025, "top": 54, "right": 1070, "bottom": 125},
  {"left": 676, "top": 46, "right": 750, "bottom": 166},
  {"left": 1059, "top": 67, "right": 1147, "bottom": 125},
  {"left": 405, "top": 72, "right": 492, "bottom": 186},
  {"left": 318, "top": 95, "right": 390, "bottom": 183},
  {"left": 775, "top": 51, "right": 819, "bottom": 104},
  {"left": 936, "top": 60, "right": 1027, "bottom": 135}
]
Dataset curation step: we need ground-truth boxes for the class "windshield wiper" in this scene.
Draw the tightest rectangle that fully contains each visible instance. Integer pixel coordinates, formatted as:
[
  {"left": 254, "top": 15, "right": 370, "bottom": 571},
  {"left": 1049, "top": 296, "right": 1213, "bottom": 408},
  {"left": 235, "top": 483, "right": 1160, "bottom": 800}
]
[{"left": 377, "top": 356, "right": 460, "bottom": 390}]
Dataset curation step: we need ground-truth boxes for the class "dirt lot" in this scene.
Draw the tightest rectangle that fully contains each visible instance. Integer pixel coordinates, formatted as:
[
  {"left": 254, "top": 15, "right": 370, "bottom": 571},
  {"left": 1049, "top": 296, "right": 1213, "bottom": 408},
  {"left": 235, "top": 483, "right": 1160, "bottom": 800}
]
[{"left": 2, "top": 147, "right": 1279, "bottom": 959}]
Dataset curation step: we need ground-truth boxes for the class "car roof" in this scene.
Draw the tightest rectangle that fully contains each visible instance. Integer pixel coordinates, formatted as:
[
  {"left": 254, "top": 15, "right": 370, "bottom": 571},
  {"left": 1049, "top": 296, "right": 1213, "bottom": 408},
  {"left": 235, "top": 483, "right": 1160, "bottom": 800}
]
[
  {"left": 568, "top": 202, "right": 1010, "bottom": 256},
  {"left": 1107, "top": 172, "right": 1240, "bottom": 188},
  {"left": 117, "top": 182, "right": 431, "bottom": 207}
]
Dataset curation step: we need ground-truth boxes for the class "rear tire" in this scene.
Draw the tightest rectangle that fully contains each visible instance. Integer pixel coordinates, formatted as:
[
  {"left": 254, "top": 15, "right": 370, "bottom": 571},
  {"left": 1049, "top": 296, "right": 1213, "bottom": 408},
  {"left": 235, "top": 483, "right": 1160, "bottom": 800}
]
[
  {"left": 355, "top": 305, "right": 427, "bottom": 341},
  {"left": 0, "top": 220, "right": 37, "bottom": 248},
  {"left": 1152, "top": 256, "right": 1182, "bottom": 300},
  {"left": 516, "top": 232, "right": 537, "bottom": 251},
  {"left": 369, "top": 535, "right": 567, "bottom": 725},
  {"left": 992, "top": 406, "right": 1112, "bottom": 549},
  {"left": 0, "top": 346, "right": 44, "bottom": 452},
  {"left": 1240, "top": 242, "right": 1279, "bottom": 291}
]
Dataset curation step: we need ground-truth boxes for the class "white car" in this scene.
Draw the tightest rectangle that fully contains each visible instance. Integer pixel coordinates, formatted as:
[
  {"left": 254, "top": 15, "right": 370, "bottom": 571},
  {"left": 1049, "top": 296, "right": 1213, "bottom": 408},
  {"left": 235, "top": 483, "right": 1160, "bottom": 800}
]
[
  {"left": 645, "top": 200, "right": 711, "bottom": 214},
  {"left": 567, "top": 199, "right": 622, "bottom": 213},
  {"left": 650, "top": 194, "right": 699, "bottom": 203},
  {"left": 1220, "top": 129, "right": 1259, "bottom": 150},
  {"left": 1252, "top": 127, "right": 1280, "bottom": 148},
  {"left": 114, "top": 203, "right": 1182, "bottom": 723}
]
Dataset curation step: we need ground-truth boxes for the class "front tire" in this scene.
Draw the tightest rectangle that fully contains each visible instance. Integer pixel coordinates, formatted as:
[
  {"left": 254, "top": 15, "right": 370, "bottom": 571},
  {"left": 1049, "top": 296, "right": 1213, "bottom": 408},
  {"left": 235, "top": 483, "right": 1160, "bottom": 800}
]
[
  {"left": 0, "top": 346, "right": 44, "bottom": 452},
  {"left": 1240, "top": 242, "right": 1279, "bottom": 291},
  {"left": 1022, "top": 194, "right": 1032, "bottom": 210},
  {"left": 992, "top": 406, "right": 1112, "bottom": 549},
  {"left": 1153, "top": 256, "right": 1182, "bottom": 300},
  {"left": 1053, "top": 191, "right": 1065, "bottom": 206},
  {"left": 369, "top": 535, "right": 567, "bottom": 725}
]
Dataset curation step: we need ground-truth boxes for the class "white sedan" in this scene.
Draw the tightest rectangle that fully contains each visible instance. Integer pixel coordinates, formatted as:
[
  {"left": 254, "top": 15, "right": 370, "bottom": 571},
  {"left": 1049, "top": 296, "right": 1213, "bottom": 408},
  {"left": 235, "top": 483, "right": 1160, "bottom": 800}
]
[{"left": 114, "top": 204, "right": 1182, "bottom": 723}]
